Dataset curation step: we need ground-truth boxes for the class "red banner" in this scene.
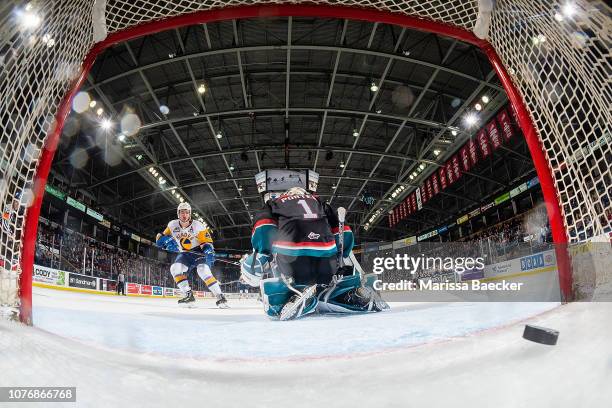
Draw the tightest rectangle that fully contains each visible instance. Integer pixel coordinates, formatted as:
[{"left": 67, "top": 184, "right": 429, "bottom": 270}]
[
  {"left": 410, "top": 194, "right": 417, "bottom": 213},
  {"left": 497, "top": 109, "right": 514, "bottom": 141},
  {"left": 446, "top": 162, "right": 455, "bottom": 185},
  {"left": 509, "top": 104, "right": 519, "bottom": 125},
  {"left": 127, "top": 283, "right": 140, "bottom": 295},
  {"left": 141, "top": 285, "right": 152, "bottom": 295},
  {"left": 426, "top": 178, "right": 433, "bottom": 200},
  {"left": 468, "top": 137, "right": 479, "bottom": 167},
  {"left": 477, "top": 128, "right": 491, "bottom": 158},
  {"left": 438, "top": 166, "right": 448, "bottom": 190},
  {"left": 432, "top": 173, "right": 440, "bottom": 195},
  {"left": 421, "top": 183, "right": 429, "bottom": 203},
  {"left": 452, "top": 155, "right": 462, "bottom": 180},
  {"left": 405, "top": 197, "right": 411, "bottom": 215},
  {"left": 460, "top": 145, "right": 471, "bottom": 172},
  {"left": 487, "top": 120, "right": 502, "bottom": 150}
]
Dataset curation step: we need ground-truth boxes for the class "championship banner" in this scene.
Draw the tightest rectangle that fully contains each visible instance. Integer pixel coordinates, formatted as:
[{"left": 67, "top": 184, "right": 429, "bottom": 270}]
[
  {"left": 416, "top": 188, "right": 423, "bottom": 210},
  {"left": 438, "top": 166, "right": 448, "bottom": 190},
  {"left": 487, "top": 120, "right": 502, "bottom": 150},
  {"left": 401, "top": 201, "right": 406, "bottom": 219},
  {"left": 460, "top": 145, "right": 471, "bottom": 172},
  {"left": 404, "top": 197, "right": 410, "bottom": 215},
  {"left": 468, "top": 137, "right": 479, "bottom": 167},
  {"left": 477, "top": 128, "right": 491, "bottom": 158},
  {"left": 410, "top": 193, "right": 417, "bottom": 212},
  {"left": 421, "top": 183, "right": 429, "bottom": 204},
  {"left": 446, "top": 162, "right": 455, "bottom": 185},
  {"left": 432, "top": 173, "right": 440, "bottom": 195},
  {"left": 426, "top": 178, "right": 433, "bottom": 200},
  {"left": 509, "top": 104, "right": 519, "bottom": 125},
  {"left": 497, "top": 109, "right": 514, "bottom": 141},
  {"left": 452, "top": 154, "right": 462, "bottom": 180}
]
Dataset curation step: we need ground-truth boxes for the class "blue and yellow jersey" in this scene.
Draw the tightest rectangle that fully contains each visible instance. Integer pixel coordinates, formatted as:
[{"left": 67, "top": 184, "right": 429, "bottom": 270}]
[{"left": 163, "top": 219, "right": 213, "bottom": 252}]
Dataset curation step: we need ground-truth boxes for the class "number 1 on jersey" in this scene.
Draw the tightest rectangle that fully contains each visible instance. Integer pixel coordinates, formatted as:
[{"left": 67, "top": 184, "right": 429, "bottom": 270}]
[{"left": 298, "top": 200, "right": 318, "bottom": 219}]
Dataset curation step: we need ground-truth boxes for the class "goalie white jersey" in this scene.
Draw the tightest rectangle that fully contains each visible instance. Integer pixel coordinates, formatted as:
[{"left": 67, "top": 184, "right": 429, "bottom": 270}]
[{"left": 163, "top": 219, "right": 213, "bottom": 252}]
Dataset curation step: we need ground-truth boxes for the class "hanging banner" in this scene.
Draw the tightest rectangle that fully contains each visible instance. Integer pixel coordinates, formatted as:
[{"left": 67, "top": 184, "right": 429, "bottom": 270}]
[
  {"left": 497, "top": 109, "right": 514, "bottom": 141},
  {"left": 438, "top": 166, "right": 448, "bottom": 190},
  {"left": 432, "top": 173, "right": 440, "bottom": 195},
  {"left": 404, "top": 197, "right": 411, "bottom": 215},
  {"left": 468, "top": 137, "right": 479, "bottom": 167},
  {"left": 487, "top": 120, "right": 502, "bottom": 150},
  {"left": 426, "top": 178, "right": 433, "bottom": 200},
  {"left": 452, "top": 155, "right": 462, "bottom": 180},
  {"left": 410, "top": 193, "right": 417, "bottom": 213},
  {"left": 416, "top": 188, "right": 423, "bottom": 210},
  {"left": 477, "top": 128, "right": 491, "bottom": 158},
  {"left": 446, "top": 162, "right": 455, "bottom": 185},
  {"left": 509, "top": 104, "right": 519, "bottom": 125},
  {"left": 460, "top": 145, "right": 471, "bottom": 172},
  {"left": 421, "top": 183, "right": 429, "bottom": 204}
]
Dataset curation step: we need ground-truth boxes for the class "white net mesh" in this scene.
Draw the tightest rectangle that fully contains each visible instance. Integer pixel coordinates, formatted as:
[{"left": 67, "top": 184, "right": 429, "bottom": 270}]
[{"left": 0, "top": 0, "right": 610, "bottom": 319}]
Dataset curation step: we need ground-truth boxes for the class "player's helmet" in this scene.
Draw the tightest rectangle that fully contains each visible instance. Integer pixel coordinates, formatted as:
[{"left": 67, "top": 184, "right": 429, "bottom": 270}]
[
  {"left": 177, "top": 202, "right": 192, "bottom": 218},
  {"left": 284, "top": 187, "right": 308, "bottom": 196}
]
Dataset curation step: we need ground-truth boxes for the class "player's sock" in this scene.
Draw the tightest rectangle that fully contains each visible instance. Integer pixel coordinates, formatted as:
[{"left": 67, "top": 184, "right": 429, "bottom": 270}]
[
  {"left": 171, "top": 263, "right": 192, "bottom": 294},
  {"left": 197, "top": 264, "right": 223, "bottom": 296}
]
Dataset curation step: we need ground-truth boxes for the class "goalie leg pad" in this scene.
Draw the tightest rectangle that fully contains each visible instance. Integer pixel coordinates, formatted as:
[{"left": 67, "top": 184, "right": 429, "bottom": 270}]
[
  {"left": 259, "top": 278, "right": 317, "bottom": 320},
  {"left": 317, "top": 274, "right": 389, "bottom": 313}
]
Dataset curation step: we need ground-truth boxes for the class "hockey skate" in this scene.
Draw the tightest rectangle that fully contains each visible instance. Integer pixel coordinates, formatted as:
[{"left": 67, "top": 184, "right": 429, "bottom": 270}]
[
  {"left": 216, "top": 294, "right": 229, "bottom": 309},
  {"left": 279, "top": 284, "right": 318, "bottom": 321},
  {"left": 178, "top": 290, "right": 195, "bottom": 306}
]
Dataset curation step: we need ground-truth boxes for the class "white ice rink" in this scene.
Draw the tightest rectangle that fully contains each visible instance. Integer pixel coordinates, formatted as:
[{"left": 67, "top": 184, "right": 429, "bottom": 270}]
[{"left": 1, "top": 286, "right": 611, "bottom": 407}]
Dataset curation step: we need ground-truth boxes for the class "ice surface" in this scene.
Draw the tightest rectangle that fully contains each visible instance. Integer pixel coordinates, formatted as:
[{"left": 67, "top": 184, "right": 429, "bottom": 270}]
[{"left": 1, "top": 287, "right": 611, "bottom": 407}]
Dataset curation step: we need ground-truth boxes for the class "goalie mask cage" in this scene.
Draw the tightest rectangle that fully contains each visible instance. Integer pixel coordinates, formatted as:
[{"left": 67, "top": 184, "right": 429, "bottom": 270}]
[{"left": 0, "top": 0, "right": 610, "bottom": 324}]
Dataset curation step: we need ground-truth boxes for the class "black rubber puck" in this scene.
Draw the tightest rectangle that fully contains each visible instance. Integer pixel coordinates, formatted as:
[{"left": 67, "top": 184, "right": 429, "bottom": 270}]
[{"left": 523, "top": 324, "right": 559, "bottom": 345}]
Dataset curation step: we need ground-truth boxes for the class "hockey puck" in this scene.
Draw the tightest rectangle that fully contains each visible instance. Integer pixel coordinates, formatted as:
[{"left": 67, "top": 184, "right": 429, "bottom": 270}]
[{"left": 523, "top": 324, "right": 559, "bottom": 345}]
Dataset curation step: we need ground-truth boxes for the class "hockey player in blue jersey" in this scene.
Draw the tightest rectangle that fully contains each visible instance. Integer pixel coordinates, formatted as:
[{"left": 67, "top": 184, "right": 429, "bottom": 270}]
[{"left": 244, "top": 186, "right": 388, "bottom": 320}]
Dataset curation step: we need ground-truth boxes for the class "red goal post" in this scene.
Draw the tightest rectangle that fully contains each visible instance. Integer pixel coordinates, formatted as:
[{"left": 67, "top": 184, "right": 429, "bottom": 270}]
[{"left": 1, "top": 1, "right": 609, "bottom": 324}]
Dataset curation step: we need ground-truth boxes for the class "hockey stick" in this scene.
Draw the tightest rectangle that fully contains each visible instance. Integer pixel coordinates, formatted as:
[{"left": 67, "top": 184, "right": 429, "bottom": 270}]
[{"left": 337, "top": 207, "right": 346, "bottom": 268}]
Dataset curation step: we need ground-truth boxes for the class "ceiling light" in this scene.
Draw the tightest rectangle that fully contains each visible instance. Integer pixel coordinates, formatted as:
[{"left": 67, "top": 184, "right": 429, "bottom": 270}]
[
  {"left": 159, "top": 105, "right": 169, "bottom": 115},
  {"left": 100, "top": 118, "right": 112, "bottom": 130},
  {"left": 89, "top": 100, "right": 97, "bottom": 108},
  {"left": 464, "top": 113, "right": 478, "bottom": 127},
  {"left": 409, "top": 174, "right": 415, "bottom": 180},
  {"left": 562, "top": 3, "right": 576, "bottom": 18},
  {"left": 216, "top": 130, "right": 223, "bottom": 139},
  {"left": 118, "top": 134, "right": 126, "bottom": 142},
  {"left": 96, "top": 107, "right": 104, "bottom": 116},
  {"left": 179, "top": 197, "right": 184, "bottom": 203},
  {"left": 481, "top": 95, "right": 490, "bottom": 104},
  {"left": 339, "top": 161, "right": 345, "bottom": 168},
  {"left": 197, "top": 83, "right": 206, "bottom": 94},
  {"left": 136, "top": 154, "right": 143, "bottom": 160},
  {"left": 237, "top": 186, "right": 243, "bottom": 192},
  {"left": 352, "top": 129, "right": 359, "bottom": 137},
  {"left": 475, "top": 103, "right": 482, "bottom": 111},
  {"left": 148, "top": 168, "right": 154, "bottom": 173},
  {"left": 411, "top": 172, "right": 417, "bottom": 178},
  {"left": 370, "top": 82, "right": 379, "bottom": 92},
  {"left": 18, "top": 6, "right": 41, "bottom": 30},
  {"left": 419, "top": 164, "right": 425, "bottom": 170},
  {"left": 229, "top": 163, "right": 235, "bottom": 171},
  {"left": 433, "top": 149, "right": 441, "bottom": 156},
  {"left": 451, "top": 129, "right": 458, "bottom": 136},
  {"left": 376, "top": 109, "right": 382, "bottom": 114}
]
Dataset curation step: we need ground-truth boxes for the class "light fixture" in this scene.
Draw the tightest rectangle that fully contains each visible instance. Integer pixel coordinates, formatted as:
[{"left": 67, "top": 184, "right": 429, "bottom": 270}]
[
  {"left": 168, "top": 53, "right": 175, "bottom": 58},
  {"left": 433, "top": 149, "right": 441, "bottom": 156},
  {"left": 237, "top": 186, "right": 243, "bottom": 192},
  {"left": 159, "top": 105, "right": 169, "bottom": 115},
  {"left": 464, "top": 112, "right": 478, "bottom": 127},
  {"left": 409, "top": 174, "right": 415, "bottom": 180},
  {"left": 481, "top": 95, "right": 490, "bottom": 104},
  {"left": 411, "top": 172, "right": 417, "bottom": 178},
  {"left": 18, "top": 6, "right": 42, "bottom": 30},
  {"left": 370, "top": 82, "right": 379, "bottom": 92},
  {"left": 352, "top": 129, "right": 359, "bottom": 137},
  {"left": 475, "top": 103, "right": 482, "bottom": 111},
  {"left": 419, "top": 164, "right": 425, "bottom": 170},
  {"left": 159, "top": 178, "right": 166, "bottom": 185},
  {"left": 89, "top": 100, "right": 97, "bottom": 108},
  {"left": 562, "top": 2, "right": 576, "bottom": 18},
  {"left": 197, "top": 83, "right": 206, "bottom": 94},
  {"left": 179, "top": 197, "right": 184, "bottom": 203},
  {"left": 96, "top": 107, "right": 104, "bottom": 116},
  {"left": 375, "top": 109, "right": 382, "bottom": 114},
  {"left": 339, "top": 161, "right": 345, "bottom": 168},
  {"left": 229, "top": 163, "right": 235, "bottom": 171},
  {"left": 148, "top": 167, "right": 154, "bottom": 173},
  {"left": 136, "top": 154, "right": 143, "bottom": 160},
  {"left": 100, "top": 118, "right": 112, "bottom": 130},
  {"left": 451, "top": 129, "right": 458, "bottom": 136},
  {"left": 402, "top": 50, "right": 410, "bottom": 56},
  {"left": 332, "top": 184, "right": 337, "bottom": 189},
  {"left": 216, "top": 130, "right": 223, "bottom": 139},
  {"left": 118, "top": 134, "right": 126, "bottom": 142}
]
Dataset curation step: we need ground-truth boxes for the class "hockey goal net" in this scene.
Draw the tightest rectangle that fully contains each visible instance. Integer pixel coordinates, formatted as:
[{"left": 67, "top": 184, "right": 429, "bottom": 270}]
[{"left": 0, "top": 0, "right": 610, "bottom": 323}]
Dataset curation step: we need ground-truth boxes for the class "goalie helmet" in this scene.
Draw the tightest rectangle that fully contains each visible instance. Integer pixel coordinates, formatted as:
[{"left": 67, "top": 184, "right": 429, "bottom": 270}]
[
  {"left": 284, "top": 186, "right": 308, "bottom": 196},
  {"left": 177, "top": 202, "right": 192, "bottom": 218}
]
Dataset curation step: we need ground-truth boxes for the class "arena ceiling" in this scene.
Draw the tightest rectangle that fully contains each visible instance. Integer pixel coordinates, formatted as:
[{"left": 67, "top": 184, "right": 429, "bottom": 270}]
[{"left": 48, "top": 16, "right": 535, "bottom": 249}]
